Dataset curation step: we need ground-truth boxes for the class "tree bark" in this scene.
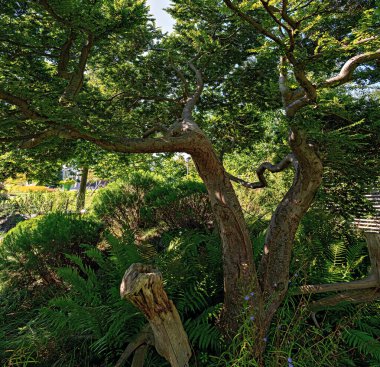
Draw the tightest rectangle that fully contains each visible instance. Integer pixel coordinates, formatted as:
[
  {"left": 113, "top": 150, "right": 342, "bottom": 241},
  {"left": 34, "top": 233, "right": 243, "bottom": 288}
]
[
  {"left": 259, "top": 129, "right": 323, "bottom": 329},
  {"left": 365, "top": 232, "right": 380, "bottom": 281},
  {"left": 188, "top": 132, "right": 260, "bottom": 335},
  {"left": 76, "top": 166, "right": 89, "bottom": 212}
]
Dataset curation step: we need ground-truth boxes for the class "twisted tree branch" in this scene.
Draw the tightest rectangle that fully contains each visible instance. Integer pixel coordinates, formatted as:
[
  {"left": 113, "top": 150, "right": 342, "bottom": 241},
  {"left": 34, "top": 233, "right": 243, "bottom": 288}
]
[
  {"left": 320, "top": 49, "right": 380, "bottom": 88},
  {"left": 18, "top": 124, "right": 195, "bottom": 154},
  {"left": 228, "top": 153, "right": 296, "bottom": 189},
  {"left": 278, "top": 59, "right": 311, "bottom": 117},
  {"left": 170, "top": 64, "right": 190, "bottom": 100},
  {"left": 181, "top": 61, "right": 204, "bottom": 122}
]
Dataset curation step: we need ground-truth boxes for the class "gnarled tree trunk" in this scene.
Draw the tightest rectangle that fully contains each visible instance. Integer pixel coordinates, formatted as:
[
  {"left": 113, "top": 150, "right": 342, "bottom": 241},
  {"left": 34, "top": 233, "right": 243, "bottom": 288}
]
[
  {"left": 257, "top": 129, "right": 323, "bottom": 337},
  {"left": 188, "top": 132, "right": 259, "bottom": 334}
]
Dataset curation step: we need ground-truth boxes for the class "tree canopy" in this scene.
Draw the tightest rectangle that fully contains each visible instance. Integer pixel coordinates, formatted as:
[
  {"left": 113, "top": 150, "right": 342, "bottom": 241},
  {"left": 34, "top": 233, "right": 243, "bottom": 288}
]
[{"left": 0, "top": 0, "right": 379, "bottom": 365}]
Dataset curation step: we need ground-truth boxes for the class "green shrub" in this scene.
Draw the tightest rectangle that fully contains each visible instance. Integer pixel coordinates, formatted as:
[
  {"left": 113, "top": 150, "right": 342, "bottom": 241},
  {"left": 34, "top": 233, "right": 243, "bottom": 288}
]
[
  {"left": 34, "top": 234, "right": 147, "bottom": 367},
  {"left": 0, "top": 279, "right": 61, "bottom": 367},
  {"left": 91, "top": 173, "right": 158, "bottom": 235},
  {"left": 144, "top": 180, "right": 213, "bottom": 230},
  {"left": 0, "top": 213, "right": 102, "bottom": 285},
  {"left": 92, "top": 172, "right": 213, "bottom": 236},
  {"left": 14, "top": 190, "right": 77, "bottom": 216},
  {"left": 1, "top": 233, "right": 150, "bottom": 367},
  {"left": 0, "top": 194, "right": 17, "bottom": 219}
]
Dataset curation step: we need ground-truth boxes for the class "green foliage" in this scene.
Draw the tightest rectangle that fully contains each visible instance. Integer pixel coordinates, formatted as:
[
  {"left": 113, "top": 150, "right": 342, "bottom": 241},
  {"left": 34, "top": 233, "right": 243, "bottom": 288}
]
[
  {"left": 1, "top": 232, "right": 146, "bottom": 366},
  {"left": 1, "top": 228, "right": 223, "bottom": 366},
  {"left": 91, "top": 172, "right": 160, "bottom": 233},
  {"left": 1, "top": 173, "right": 379, "bottom": 366},
  {"left": 0, "top": 282, "right": 63, "bottom": 366},
  {"left": 0, "top": 151, "right": 63, "bottom": 186},
  {"left": 144, "top": 179, "right": 213, "bottom": 231},
  {"left": 0, "top": 174, "right": 223, "bottom": 366},
  {"left": 343, "top": 329, "right": 380, "bottom": 362},
  {"left": 0, "top": 193, "right": 18, "bottom": 219},
  {"left": 212, "top": 307, "right": 260, "bottom": 367},
  {"left": 0, "top": 213, "right": 102, "bottom": 284},
  {"left": 36, "top": 236, "right": 146, "bottom": 366},
  {"left": 291, "top": 206, "right": 370, "bottom": 288},
  {"left": 92, "top": 172, "right": 213, "bottom": 235},
  {"left": 0, "top": 0, "right": 379, "bottom": 366},
  {"left": 13, "top": 191, "right": 77, "bottom": 217},
  {"left": 215, "top": 297, "right": 380, "bottom": 367},
  {"left": 155, "top": 230, "right": 223, "bottom": 357},
  {"left": 212, "top": 201, "right": 380, "bottom": 367}
]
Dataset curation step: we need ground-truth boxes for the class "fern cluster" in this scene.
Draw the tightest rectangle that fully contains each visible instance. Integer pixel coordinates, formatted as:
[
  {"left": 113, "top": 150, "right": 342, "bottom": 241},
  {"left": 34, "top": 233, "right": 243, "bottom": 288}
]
[
  {"left": 0, "top": 174, "right": 223, "bottom": 366},
  {"left": 1, "top": 171, "right": 379, "bottom": 366}
]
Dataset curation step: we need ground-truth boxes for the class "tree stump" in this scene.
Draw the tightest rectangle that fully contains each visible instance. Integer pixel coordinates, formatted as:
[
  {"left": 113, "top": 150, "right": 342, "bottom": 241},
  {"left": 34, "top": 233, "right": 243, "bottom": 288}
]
[{"left": 120, "top": 263, "right": 191, "bottom": 367}]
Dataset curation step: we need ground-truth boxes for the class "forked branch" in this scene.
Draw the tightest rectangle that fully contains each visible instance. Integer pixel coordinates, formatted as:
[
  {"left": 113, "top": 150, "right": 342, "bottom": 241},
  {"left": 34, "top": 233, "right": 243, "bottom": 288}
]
[
  {"left": 223, "top": 0, "right": 283, "bottom": 46},
  {"left": 60, "top": 32, "right": 94, "bottom": 102},
  {"left": 278, "top": 56, "right": 315, "bottom": 117},
  {"left": 182, "top": 61, "right": 204, "bottom": 122},
  {"left": 57, "top": 30, "right": 76, "bottom": 79}
]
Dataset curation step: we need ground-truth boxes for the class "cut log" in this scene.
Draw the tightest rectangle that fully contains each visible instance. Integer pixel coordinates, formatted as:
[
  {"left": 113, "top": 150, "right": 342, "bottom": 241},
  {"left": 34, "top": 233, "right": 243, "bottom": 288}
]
[{"left": 120, "top": 263, "right": 191, "bottom": 367}]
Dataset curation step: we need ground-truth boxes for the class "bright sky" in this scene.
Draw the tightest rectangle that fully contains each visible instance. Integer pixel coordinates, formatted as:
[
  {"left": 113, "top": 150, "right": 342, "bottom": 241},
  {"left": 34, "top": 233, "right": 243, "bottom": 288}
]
[{"left": 146, "top": 0, "right": 175, "bottom": 33}]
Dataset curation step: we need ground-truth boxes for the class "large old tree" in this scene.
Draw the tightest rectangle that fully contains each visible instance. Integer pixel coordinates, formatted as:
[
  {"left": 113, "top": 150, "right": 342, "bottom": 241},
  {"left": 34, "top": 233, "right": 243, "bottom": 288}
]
[{"left": 1, "top": 0, "right": 379, "bottom": 363}]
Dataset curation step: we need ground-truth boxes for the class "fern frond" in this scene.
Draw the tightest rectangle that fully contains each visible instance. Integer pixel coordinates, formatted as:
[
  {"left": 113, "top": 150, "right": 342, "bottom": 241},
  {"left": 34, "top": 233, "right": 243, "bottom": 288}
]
[
  {"left": 176, "top": 281, "right": 209, "bottom": 314},
  {"left": 356, "top": 319, "right": 380, "bottom": 338},
  {"left": 252, "top": 230, "right": 266, "bottom": 261},
  {"left": 328, "top": 241, "right": 347, "bottom": 267},
  {"left": 346, "top": 241, "right": 366, "bottom": 265},
  {"left": 343, "top": 329, "right": 380, "bottom": 362},
  {"left": 184, "top": 304, "right": 222, "bottom": 352},
  {"left": 106, "top": 233, "right": 142, "bottom": 274}
]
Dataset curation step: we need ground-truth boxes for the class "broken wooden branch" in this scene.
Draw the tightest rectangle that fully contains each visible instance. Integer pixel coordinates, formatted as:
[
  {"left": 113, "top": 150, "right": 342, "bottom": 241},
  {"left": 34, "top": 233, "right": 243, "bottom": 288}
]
[{"left": 120, "top": 263, "right": 191, "bottom": 367}]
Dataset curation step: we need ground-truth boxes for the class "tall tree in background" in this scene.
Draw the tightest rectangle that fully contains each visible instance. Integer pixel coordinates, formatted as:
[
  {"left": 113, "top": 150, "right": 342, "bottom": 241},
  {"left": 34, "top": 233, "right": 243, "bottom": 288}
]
[{"left": 0, "top": 0, "right": 379, "bottom": 363}]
